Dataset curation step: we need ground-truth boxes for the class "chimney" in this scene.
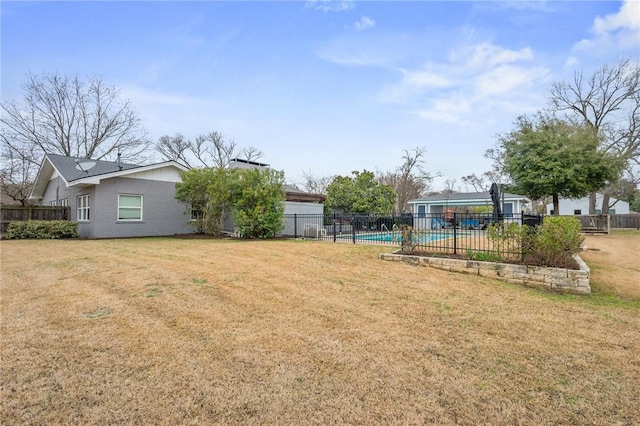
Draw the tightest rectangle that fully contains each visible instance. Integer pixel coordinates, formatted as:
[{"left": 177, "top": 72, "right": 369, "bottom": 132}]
[{"left": 117, "top": 152, "right": 122, "bottom": 171}]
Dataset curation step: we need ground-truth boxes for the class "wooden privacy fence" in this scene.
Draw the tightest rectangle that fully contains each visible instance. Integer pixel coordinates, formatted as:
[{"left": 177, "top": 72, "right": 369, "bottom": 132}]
[
  {"left": 574, "top": 213, "right": 640, "bottom": 233},
  {"left": 610, "top": 214, "right": 640, "bottom": 229},
  {"left": 0, "top": 206, "right": 71, "bottom": 235}
]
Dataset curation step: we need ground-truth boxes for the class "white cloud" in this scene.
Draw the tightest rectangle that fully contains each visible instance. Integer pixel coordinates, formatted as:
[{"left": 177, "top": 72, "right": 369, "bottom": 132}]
[
  {"left": 305, "top": 0, "right": 354, "bottom": 13},
  {"left": 573, "top": 0, "right": 640, "bottom": 54},
  {"left": 467, "top": 43, "right": 534, "bottom": 68},
  {"left": 355, "top": 16, "right": 375, "bottom": 31},
  {"left": 400, "top": 68, "right": 451, "bottom": 89},
  {"left": 315, "top": 47, "right": 389, "bottom": 67},
  {"left": 474, "top": 64, "right": 546, "bottom": 97},
  {"left": 390, "top": 42, "right": 546, "bottom": 127},
  {"left": 593, "top": 0, "right": 639, "bottom": 34}
]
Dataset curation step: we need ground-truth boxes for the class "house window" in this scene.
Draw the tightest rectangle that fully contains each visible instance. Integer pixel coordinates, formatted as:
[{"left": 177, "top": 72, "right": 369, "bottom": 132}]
[
  {"left": 574, "top": 209, "right": 582, "bottom": 215},
  {"left": 610, "top": 209, "right": 616, "bottom": 214},
  {"left": 51, "top": 199, "right": 69, "bottom": 207},
  {"left": 118, "top": 194, "right": 143, "bottom": 220},
  {"left": 191, "top": 208, "right": 202, "bottom": 221},
  {"left": 417, "top": 205, "right": 426, "bottom": 218},
  {"left": 77, "top": 195, "right": 90, "bottom": 221}
]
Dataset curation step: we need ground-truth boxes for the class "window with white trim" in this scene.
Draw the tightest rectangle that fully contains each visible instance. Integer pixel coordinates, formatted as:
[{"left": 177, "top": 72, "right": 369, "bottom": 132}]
[
  {"left": 77, "top": 195, "right": 90, "bottom": 221},
  {"left": 190, "top": 207, "right": 202, "bottom": 221},
  {"left": 51, "top": 199, "right": 69, "bottom": 207},
  {"left": 118, "top": 194, "right": 143, "bottom": 220}
]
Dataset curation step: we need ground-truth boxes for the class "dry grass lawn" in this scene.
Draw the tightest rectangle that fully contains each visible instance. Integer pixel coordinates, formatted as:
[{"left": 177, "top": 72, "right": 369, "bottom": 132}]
[{"left": 1, "top": 232, "right": 639, "bottom": 425}]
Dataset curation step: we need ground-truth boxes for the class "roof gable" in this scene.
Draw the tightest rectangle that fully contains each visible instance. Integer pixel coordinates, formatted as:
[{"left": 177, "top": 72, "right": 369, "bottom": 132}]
[
  {"left": 30, "top": 154, "right": 188, "bottom": 200},
  {"left": 46, "top": 153, "right": 140, "bottom": 183}
]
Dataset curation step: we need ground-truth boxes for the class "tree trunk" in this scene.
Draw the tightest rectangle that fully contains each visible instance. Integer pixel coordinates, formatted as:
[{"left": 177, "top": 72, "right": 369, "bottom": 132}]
[
  {"left": 588, "top": 192, "right": 596, "bottom": 214},
  {"left": 601, "top": 194, "right": 611, "bottom": 214},
  {"left": 553, "top": 194, "right": 560, "bottom": 216}
]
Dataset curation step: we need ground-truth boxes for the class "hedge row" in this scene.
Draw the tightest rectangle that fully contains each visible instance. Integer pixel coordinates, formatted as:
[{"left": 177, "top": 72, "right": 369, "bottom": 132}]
[{"left": 5, "top": 221, "right": 78, "bottom": 239}]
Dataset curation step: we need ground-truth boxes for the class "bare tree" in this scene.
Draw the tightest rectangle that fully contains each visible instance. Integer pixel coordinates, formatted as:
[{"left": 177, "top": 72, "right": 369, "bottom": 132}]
[
  {"left": 156, "top": 131, "right": 262, "bottom": 168},
  {"left": 1, "top": 71, "right": 150, "bottom": 204},
  {"left": 461, "top": 170, "right": 507, "bottom": 193},
  {"left": 377, "top": 147, "right": 437, "bottom": 214},
  {"left": 549, "top": 58, "right": 640, "bottom": 213},
  {"left": 299, "top": 170, "right": 333, "bottom": 195},
  {"left": 442, "top": 178, "right": 459, "bottom": 194},
  {"left": 0, "top": 142, "right": 39, "bottom": 205},
  {"left": 156, "top": 134, "right": 191, "bottom": 166},
  {"left": 461, "top": 173, "right": 489, "bottom": 192}
]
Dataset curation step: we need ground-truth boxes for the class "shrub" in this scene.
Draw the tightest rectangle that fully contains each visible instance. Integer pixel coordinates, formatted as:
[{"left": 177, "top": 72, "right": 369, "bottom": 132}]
[
  {"left": 398, "top": 225, "right": 417, "bottom": 254},
  {"left": 5, "top": 220, "right": 78, "bottom": 239},
  {"left": 524, "top": 216, "right": 584, "bottom": 268},
  {"left": 485, "top": 217, "right": 583, "bottom": 268},
  {"left": 486, "top": 221, "right": 531, "bottom": 257},
  {"left": 465, "top": 250, "right": 504, "bottom": 263}
]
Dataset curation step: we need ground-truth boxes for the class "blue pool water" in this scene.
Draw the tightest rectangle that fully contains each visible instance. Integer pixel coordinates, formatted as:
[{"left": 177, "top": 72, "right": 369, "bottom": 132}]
[{"left": 336, "top": 231, "right": 452, "bottom": 243}]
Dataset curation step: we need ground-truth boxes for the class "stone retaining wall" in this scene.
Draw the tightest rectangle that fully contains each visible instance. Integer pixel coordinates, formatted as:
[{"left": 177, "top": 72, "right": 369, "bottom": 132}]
[{"left": 379, "top": 252, "right": 591, "bottom": 295}]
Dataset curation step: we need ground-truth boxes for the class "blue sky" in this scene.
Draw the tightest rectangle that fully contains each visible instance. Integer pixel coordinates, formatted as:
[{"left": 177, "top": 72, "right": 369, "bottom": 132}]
[{"left": 2, "top": 0, "right": 639, "bottom": 190}]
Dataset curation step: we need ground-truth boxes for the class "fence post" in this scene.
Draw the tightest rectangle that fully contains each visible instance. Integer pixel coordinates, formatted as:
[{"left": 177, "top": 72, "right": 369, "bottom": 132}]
[
  {"left": 293, "top": 214, "right": 297, "bottom": 239},
  {"left": 352, "top": 214, "right": 356, "bottom": 244},
  {"left": 453, "top": 212, "right": 458, "bottom": 255},
  {"left": 333, "top": 213, "right": 337, "bottom": 242}
]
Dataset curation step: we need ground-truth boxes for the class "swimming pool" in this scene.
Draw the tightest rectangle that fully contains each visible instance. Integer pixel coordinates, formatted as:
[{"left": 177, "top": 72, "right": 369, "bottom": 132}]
[{"left": 336, "top": 231, "right": 453, "bottom": 243}]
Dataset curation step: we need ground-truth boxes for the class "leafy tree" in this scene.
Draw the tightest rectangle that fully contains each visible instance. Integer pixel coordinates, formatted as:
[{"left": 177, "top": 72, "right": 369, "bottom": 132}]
[
  {"left": 326, "top": 170, "right": 395, "bottom": 214},
  {"left": 628, "top": 187, "right": 640, "bottom": 212},
  {"left": 500, "top": 114, "right": 621, "bottom": 215},
  {"left": 175, "top": 167, "right": 285, "bottom": 238},
  {"left": 231, "top": 168, "right": 286, "bottom": 238},
  {"left": 377, "top": 147, "right": 437, "bottom": 214},
  {"left": 175, "top": 167, "right": 235, "bottom": 235},
  {"left": 549, "top": 58, "right": 640, "bottom": 213},
  {"left": 1, "top": 72, "right": 150, "bottom": 204}
]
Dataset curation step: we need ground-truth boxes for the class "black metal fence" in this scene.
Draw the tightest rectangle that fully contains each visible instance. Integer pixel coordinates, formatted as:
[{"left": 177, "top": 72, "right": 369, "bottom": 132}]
[{"left": 281, "top": 212, "right": 543, "bottom": 260}]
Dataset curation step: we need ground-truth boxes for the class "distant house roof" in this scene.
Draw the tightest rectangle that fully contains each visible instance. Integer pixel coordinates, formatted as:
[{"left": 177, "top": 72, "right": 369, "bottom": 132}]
[
  {"left": 229, "top": 158, "right": 271, "bottom": 168},
  {"left": 284, "top": 185, "right": 326, "bottom": 203},
  {"left": 409, "top": 191, "right": 529, "bottom": 204},
  {"left": 30, "top": 153, "right": 188, "bottom": 200}
]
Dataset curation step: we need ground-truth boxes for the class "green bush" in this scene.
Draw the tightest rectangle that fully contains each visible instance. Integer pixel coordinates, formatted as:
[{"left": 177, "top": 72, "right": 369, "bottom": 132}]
[
  {"left": 524, "top": 216, "right": 584, "bottom": 268},
  {"left": 465, "top": 250, "right": 504, "bottom": 263},
  {"left": 5, "top": 220, "right": 78, "bottom": 239},
  {"left": 484, "top": 216, "right": 583, "bottom": 268}
]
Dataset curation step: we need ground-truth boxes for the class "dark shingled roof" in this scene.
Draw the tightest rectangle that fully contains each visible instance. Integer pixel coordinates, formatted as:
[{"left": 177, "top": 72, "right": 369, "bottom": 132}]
[{"left": 46, "top": 153, "right": 141, "bottom": 183}]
